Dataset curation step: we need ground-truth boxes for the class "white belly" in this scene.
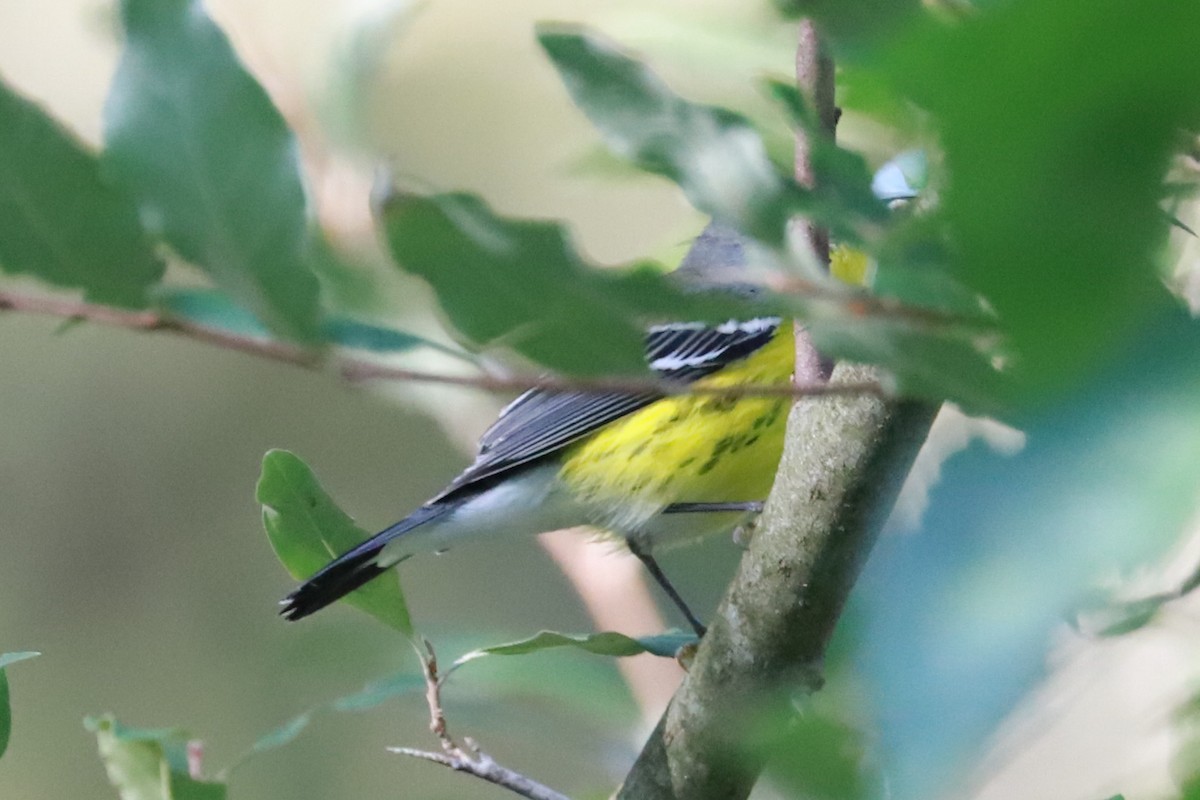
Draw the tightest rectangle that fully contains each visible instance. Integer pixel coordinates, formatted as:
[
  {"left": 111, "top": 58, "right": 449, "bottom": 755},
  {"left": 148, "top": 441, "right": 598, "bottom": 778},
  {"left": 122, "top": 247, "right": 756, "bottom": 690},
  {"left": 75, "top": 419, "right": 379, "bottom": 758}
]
[{"left": 376, "top": 464, "right": 755, "bottom": 567}]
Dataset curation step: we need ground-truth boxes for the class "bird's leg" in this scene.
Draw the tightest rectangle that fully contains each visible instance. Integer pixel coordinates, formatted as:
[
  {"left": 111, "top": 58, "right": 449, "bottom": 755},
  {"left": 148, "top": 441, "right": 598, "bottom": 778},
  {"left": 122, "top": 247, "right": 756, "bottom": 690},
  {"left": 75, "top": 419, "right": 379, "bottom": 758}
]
[{"left": 626, "top": 539, "right": 707, "bottom": 638}]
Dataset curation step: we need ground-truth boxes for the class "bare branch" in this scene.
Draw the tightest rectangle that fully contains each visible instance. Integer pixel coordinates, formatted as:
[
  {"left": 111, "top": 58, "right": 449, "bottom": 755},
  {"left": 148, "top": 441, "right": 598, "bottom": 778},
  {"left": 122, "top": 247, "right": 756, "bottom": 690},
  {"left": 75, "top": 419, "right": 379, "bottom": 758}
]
[
  {"left": 793, "top": 17, "right": 837, "bottom": 264},
  {"left": 388, "top": 745, "right": 570, "bottom": 800},
  {"left": 394, "top": 640, "right": 570, "bottom": 800},
  {"left": 0, "top": 288, "right": 886, "bottom": 401}
]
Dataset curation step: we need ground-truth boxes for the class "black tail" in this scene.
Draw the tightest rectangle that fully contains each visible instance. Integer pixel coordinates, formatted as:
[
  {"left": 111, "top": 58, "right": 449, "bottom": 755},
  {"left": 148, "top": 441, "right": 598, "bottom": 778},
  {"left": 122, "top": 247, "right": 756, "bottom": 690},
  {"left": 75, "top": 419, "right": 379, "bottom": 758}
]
[{"left": 280, "top": 504, "right": 452, "bottom": 621}]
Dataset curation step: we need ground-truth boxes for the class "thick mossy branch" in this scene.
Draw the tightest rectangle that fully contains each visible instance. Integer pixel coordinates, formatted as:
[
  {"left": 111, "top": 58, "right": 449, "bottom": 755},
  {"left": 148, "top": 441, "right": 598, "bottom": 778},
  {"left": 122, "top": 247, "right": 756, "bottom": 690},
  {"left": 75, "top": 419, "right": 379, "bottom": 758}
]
[{"left": 618, "top": 364, "right": 939, "bottom": 799}]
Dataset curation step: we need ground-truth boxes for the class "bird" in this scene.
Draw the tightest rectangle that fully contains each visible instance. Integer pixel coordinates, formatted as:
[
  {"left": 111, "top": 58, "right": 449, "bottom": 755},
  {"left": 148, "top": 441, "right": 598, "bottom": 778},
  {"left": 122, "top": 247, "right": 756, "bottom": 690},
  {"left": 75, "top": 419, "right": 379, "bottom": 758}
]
[{"left": 280, "top": 225, "right": 801, "bottom": 636}]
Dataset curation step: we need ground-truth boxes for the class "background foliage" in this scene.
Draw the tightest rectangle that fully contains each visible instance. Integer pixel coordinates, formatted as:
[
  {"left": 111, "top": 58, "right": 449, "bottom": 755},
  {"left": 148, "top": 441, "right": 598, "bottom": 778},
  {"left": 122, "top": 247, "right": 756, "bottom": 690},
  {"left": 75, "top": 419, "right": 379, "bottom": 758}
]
[{"left": 1, "top": 0, "right": 1199, "bottom": 798}]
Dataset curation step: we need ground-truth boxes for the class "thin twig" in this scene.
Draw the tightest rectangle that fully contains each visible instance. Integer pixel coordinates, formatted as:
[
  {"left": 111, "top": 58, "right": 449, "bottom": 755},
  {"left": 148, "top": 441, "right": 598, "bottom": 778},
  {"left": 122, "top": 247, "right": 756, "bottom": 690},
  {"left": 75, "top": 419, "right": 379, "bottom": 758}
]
[
  {"left": 388, "top": 745, "right": 570, "bottom": 800},
  {"left": 341, "top": 361, "right": 884, "bottom": 400},
  {"left": 418, "top": 639, "right": 451, "bottom": 745},
  {"left": 793, "top": 18, "right": 836, "bottom": 264},
  {"left": 0, "top": 288, "right": 886, "bottom": 401},
  {"left": 766, "top": 274, "right": 992, "bottom": 331},
  {"left": 393, "top": 640, "right": 569, "bottom": 800}
]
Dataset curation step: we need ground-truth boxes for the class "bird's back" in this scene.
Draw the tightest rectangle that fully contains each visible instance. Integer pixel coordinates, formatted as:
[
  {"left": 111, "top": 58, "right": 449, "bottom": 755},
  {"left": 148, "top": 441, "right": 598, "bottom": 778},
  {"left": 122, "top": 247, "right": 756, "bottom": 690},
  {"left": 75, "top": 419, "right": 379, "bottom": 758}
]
[{"left": 558, "top": 320, "right": 794, "bottom": 531}]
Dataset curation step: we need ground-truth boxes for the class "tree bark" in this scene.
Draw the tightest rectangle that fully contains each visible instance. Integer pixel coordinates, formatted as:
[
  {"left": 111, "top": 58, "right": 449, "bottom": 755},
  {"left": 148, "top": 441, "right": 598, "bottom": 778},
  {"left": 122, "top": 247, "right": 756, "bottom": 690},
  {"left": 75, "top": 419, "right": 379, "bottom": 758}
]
[{"left": 616, "top": 20, "right": 941, "bottom": 799}]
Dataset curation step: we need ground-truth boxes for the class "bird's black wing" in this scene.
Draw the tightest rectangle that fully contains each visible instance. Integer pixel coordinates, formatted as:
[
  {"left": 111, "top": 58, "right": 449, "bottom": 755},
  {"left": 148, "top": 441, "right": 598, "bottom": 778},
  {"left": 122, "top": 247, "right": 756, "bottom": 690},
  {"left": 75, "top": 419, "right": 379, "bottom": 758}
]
[{"left": 430, "top": 317, "right": 781, "bottom": 502}]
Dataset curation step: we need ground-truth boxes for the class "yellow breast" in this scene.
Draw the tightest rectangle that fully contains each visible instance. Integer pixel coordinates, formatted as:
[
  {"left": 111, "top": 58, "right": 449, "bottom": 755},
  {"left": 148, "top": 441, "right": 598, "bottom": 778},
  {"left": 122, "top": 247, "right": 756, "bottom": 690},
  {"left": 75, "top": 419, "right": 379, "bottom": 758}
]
[{"left": 558, "top": 322, "right": 794, "bottom": 528}]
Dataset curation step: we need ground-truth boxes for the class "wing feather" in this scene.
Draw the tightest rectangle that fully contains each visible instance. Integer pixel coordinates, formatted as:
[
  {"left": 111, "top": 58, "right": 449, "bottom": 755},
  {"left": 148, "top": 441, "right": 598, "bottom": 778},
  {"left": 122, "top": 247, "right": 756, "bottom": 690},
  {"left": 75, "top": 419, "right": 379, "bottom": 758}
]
[{"left": 431, "top": 317, "right": 781, "bottom": 502}]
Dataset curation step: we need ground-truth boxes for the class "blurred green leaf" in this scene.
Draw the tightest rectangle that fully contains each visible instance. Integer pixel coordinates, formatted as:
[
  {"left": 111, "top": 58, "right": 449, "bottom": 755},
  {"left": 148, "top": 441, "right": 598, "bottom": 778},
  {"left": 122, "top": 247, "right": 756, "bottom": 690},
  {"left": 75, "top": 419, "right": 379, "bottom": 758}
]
[
  {"left": 303, "top": 228, "right": 386, "bottom": 312},
  {"left": 1072, "top": 594, "right": 1168, "bottom": 638},
  {"left": 770, "top": 0, "right": 923, "bottom": 53},
  {"left": 1073, "top": 551, "right": 1200, "bottom": 638},
  {"left": 158, "top": 288, "right": 464, "bottom": 359},
  {"left": 761, "top": 78, "right": 886, "bottom": 226},
  {"left": 441, "top": 637, "right": 636, "bottom": 728},
  {"left": 0, "top": 79, "right": 163, "bottom": 307},
  {"left": 378, "top": 190, "right": 750, "bottom": 376},
  {"left": 0, "top": 651, "right": 39, "bottom": 761},
  {"left": 805, "top": 309, "right": 1004, "bottom": 412},
  {"left": 85, "top": 715, "right": 226, "bottom": 800},
  {"left": 452, "top": 630, "right": 698, "bottom": 671},
  {"left": 881, "top": 0, "right": 1200, "bottom": 404},
  {"left": 760, "top": 711, "right": 875, "bottom": 800},
  {"left": 533, "top": 26, "right": 1003, "bottom": 407},
  {"left": 322, "top": 317, "right": 470, "bottom": 361},
  {"left": 538, "top": 25, "right": 814, "bottom": 248},
  {"left": 329, "top": 670, "right": 425, "bottom": 712},
  {"left": 246, "top": 711, "right": 314, "bottom": 759},
  {"left": 257, "top": 449, "right": 413, "bottom": 637},
  {"left": 231, "top": 671, "right": 422, "bottom": 771},
  {"left": 104, "top": 0, "right": 320, "bottom": 341},
  {"left": 869, "top": 214, "right": 985, "bottom": 316},
  {"left": 157, "top": 288, "right": 267, "bottom": 340},
  {"left": 560, "top": 143, "right": 654, "bottom": 181},
  {"left": 0, "top": 652, "right": 39, "bottom": 671},
  {"left": 858, "top": 306, "right": 1200, "bottom": 798}
]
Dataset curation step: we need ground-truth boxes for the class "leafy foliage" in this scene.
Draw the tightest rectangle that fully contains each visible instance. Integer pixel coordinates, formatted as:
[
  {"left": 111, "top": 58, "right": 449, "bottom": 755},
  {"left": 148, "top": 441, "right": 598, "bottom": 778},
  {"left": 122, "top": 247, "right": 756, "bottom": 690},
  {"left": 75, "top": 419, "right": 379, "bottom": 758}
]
[
  {"left": 536, "top": 27, "right": 1004, "bottom": 409},
  {"left": 865, "top": 0, "right": 1200, "bottom": 403},
  {"left": 451, "top": 629, "right": 698, "bottom": 670},
  {"left": 378, "top": 189, "right": 753, "bottom": 376},
  {"left": 0, "top": 0, "right": 1198, "bottom": 798},
  {"left": 157, "top": 288, "right": 458, "bottom": 358},
  {"left": 0, "top": 651, "right": 38, "bottom": 761},
  {"left": 758, "top": 708, "right": 878, "bottom": 800},
  {"left": 85, "top": 715, "right": 226, "bottom": 800},
  {"left": 104, "top": 0, "right": 321, "bottom": 341},
  {"left": 0, "top": 82, "right": 163, "bottom": 306},
  {"left": 539, "top": 24, "right": 815, "bottom": 250},
  {"left": 257, "top": 449, "right": 413, "bottom": 638},
  {"left": 858, "top": 310, "right": 1200, "bottom": 799},
  {"left": 236, "top": 671, "right": 424, "bottom": 766}
]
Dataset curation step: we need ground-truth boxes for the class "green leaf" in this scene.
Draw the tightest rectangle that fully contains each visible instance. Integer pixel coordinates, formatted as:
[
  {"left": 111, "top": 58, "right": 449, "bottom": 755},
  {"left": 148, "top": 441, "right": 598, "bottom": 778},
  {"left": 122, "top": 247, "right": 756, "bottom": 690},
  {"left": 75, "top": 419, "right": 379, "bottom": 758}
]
[
  {"left": 880, "top": 0, "right": 1200, "bottom": 404},
  {"left": 322, "top": 317, "right": 469, "bottom": 361},
  {"left": 807, "top": 310, "right": 1005, "bottom": 413},
  {"left": 0, "top": 79, "right": 163, "bottom": 306},
  {"left": 451, "top": 629, "right": 698, "bottom": 670},
  {"left": 256, "top": 449, "right": 413, "bottom": 637},
  {"left": 0, "top": 652, "right": 39, "bottom": 671},
  {"left": 85, "top": 715, "right": 226, "bottom": 800},
  {"left": 537, "top": 25, "right": 811, "bottom": 249},
  {"left": 1073, "top": 552, "right": 1200, "bottom": 637},
  {"left": 328, "top": 671, "right": 425, "bottom": 712},
  {"left": 231, "top": 670, "right": 422, "bottom": 771},
  {"left": 532, "top": 27, "right": 1005, "bottom": 407},
  {"left": 761, "top": 78, "right": 886, "bottom": 224},
  {"left": 378, "top": 190, "right": 751, "bottom": 376},
  {"left": 770, "top": 0, "right": 923, "bottom": 52},
  {"left": 245, "top": 711, "right": 314, "bottom": 759},
  {"left": 158, "top": 288, "right": 464, "bottom": 359},
  {"left": 156, "top": 288, "right": 268, "bottom": 340},
  {"left": 1073, "top": 593, "right": 1169, "bottom": 638},
  {"left": 760, "top": 710, "right": 876, "bottom": 800},
  {"left": 104, "top": 0, "right": 320, "bottom": 341},
  {"left": 0, "top": 651, "right": 39, "bottom": 761},
  {"left": 858, "top": 308, "right": 1200, "bottom": 798},
  {"left": 242, "top": 680, "right": 419, "bottom": 763}
]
